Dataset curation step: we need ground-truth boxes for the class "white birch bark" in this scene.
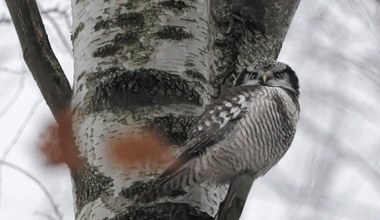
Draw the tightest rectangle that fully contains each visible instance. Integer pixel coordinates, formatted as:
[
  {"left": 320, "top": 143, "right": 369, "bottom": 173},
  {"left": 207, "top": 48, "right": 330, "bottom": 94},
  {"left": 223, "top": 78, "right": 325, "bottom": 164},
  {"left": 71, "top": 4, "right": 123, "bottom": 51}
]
[{"left": 71, "top": 0, "right": 225, "bottom": 219}]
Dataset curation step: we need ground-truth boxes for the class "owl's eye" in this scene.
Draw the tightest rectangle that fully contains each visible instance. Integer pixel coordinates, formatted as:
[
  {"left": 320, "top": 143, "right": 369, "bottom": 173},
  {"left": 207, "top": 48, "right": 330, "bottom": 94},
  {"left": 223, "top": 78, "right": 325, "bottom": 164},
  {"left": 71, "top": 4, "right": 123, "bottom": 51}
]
[
  {"left": 249, "top": 72, "right": 258, "bottom": 79},
  {"left": 274, "top": 72, "right": 285, "bottom": 79}
]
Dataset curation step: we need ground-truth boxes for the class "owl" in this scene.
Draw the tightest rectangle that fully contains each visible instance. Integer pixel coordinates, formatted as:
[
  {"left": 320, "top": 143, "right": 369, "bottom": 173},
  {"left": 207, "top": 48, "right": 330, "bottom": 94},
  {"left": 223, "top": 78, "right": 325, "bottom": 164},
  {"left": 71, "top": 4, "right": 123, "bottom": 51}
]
[{"left": 139, "top": 59, "right": 300, "bottom": 203}]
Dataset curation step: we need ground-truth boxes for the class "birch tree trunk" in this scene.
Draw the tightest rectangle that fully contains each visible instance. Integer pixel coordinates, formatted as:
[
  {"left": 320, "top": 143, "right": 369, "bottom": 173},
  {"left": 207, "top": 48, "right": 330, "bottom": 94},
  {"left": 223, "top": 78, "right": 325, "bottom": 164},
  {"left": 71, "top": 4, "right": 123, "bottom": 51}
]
[
  {"left": 70, "top": 0, "right": 300, "bottom": 219},
  {"left": 72, "top": 1, "right": 223, "bottom": 219}
]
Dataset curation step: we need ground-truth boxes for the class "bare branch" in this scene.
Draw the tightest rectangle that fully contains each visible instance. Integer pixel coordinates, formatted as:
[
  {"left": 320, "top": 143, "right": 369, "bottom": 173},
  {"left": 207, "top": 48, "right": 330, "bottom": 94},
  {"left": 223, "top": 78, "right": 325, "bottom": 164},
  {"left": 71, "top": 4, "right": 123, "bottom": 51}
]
[
  {"left": 34, "top": 212, "right": 57, "bottom": 220},
  {"left": 0, "top": 98, "right": 42, "bottom": 162},
  {"left": 4, "top": 0, "right": 72, "bottom": 122},
  {"left": 266, "top": 171, "right": 380, "bottom": 220},
  {"left": 40, "top": 6, "right": 71, "bottom": 30},
  {"left": 0, "top": 160, "right": 62, "bottom": 220},
  {"left": 210, "top": 0, "right": 301, "bottom": 90},
  {"left": 215, "top": 174, "right": 254, "bottom": 220},
  {"left": 303, "top": 118, "right": 380, "bottom": 195},
  {"left": 0, "top": 16, "right": 12, "bottom": 24},
  {"left": 38, "top": 3, "right": 72, "bottom": 55},
  {"left": 41, "top": 13, "right": 72, "bottom": 55},
  {"left": 0, "top": 75, "right": 24, "bottom": 119},
  {"left": 0, "top": 98, "right": 42, "bottom": 209},
  {"left": 0, "top": 67, "right": 24, "bottom": 75}
]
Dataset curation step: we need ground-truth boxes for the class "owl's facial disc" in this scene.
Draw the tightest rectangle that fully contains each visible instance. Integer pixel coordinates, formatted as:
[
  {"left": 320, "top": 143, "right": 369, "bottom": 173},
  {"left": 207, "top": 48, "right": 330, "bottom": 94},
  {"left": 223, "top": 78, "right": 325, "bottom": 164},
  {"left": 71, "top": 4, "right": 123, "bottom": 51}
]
[{"left": 236, "top": 61, "right": 299, "bottom": 95}]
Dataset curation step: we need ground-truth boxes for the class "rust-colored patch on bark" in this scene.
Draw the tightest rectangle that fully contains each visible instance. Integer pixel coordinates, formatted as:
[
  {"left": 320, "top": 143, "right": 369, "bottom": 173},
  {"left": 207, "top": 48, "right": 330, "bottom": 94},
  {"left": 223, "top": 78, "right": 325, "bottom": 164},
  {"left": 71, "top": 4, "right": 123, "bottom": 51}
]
[
  {"left": 39, "top": 109, "right": 81, "bottom": 172},
  {"left": 108, "top": 129, "right": 175, "bottom": 170}
]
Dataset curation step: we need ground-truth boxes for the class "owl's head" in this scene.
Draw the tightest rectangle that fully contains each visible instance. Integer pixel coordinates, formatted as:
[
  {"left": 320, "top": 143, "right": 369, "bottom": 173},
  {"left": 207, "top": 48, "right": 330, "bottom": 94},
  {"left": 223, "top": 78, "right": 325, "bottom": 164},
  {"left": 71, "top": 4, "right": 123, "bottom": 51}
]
[{"left": 236, "top": 60, "right": 299, "bottom": 94}]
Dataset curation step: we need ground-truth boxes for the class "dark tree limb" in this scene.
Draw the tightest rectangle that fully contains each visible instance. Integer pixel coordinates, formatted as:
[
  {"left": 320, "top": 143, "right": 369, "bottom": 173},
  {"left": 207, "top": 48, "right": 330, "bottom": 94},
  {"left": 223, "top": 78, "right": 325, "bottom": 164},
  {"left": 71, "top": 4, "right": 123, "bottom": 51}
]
[
  {"left": 215, "top": 174, "right": 254, "bottom": 220},
  {"left": 210, "top": 0, "right": 301, "bottom": 91},
  {"left": 5, "top": 0, "right": 72, "bottom": 122},
  {"left": 212, "top": 0, "right": 301, "bottom": 219}
]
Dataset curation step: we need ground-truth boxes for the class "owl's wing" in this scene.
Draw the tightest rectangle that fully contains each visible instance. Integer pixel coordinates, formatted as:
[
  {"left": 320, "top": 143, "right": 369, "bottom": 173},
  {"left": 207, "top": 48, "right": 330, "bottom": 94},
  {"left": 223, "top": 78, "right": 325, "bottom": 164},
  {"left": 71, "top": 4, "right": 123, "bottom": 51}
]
[
  {"left": 158, "top": 86, "right": 258, "bottom": 178},
  {"left": 137, "top": 86, "right": 267, "bottom": 203}
]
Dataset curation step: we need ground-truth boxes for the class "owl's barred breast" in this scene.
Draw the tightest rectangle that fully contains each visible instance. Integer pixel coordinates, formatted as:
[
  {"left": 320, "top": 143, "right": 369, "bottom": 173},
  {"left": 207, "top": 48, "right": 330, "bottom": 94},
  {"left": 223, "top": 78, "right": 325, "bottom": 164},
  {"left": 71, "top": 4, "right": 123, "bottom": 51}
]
[{"left": 199, "top": 86, "right": 299, "bottom": 182}]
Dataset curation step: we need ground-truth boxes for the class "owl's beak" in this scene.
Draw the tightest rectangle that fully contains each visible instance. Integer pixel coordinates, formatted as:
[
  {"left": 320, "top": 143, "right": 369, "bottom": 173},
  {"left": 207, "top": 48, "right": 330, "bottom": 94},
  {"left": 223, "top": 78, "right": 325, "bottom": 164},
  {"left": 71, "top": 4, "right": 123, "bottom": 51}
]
[{"left": 261, "top": 74, "right": 267, "bottom": 83}]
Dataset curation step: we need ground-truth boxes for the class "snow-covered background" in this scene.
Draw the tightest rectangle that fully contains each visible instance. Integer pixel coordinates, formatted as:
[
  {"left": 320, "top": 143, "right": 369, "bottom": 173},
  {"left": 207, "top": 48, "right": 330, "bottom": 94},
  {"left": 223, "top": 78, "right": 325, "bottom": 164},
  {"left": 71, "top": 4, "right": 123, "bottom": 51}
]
[{"left": 0, "top": 0, "right": 379, "bottom": 219}]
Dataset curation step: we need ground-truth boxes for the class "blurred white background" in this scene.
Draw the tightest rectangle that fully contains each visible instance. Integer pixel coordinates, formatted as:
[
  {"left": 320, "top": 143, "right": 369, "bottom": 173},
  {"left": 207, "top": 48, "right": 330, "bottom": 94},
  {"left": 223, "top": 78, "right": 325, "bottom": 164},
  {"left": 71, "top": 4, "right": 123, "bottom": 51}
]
[{"left": 0, "top": 0, "right": 379, "bottom": 219}]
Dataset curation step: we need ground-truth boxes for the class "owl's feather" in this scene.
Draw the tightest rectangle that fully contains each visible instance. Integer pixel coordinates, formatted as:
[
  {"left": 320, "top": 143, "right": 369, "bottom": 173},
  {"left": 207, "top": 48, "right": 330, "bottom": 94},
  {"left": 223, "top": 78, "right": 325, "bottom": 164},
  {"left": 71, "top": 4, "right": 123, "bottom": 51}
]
[{"left": 137, "top": 60, "right": 300, "bottom": 203}]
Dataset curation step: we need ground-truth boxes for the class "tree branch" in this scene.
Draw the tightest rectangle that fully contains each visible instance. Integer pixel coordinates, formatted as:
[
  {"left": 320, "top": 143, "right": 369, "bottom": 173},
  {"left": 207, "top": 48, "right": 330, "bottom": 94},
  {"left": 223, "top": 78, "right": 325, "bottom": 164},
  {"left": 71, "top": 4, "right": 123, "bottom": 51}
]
[
  {"left": 5, "top": 0, "right": 72, "bottom": 122},
  {"left": 0, "top": 160, "right": 62, "bottom": 220},
  {"left": 210, "top": 0, "right": 300, "bottom": 90},
  {"left": 212, "top": 0, "right": 300, "bottom": 219},
  {"left": 215, "top": 174, "right": 254, "bottom": 220}
]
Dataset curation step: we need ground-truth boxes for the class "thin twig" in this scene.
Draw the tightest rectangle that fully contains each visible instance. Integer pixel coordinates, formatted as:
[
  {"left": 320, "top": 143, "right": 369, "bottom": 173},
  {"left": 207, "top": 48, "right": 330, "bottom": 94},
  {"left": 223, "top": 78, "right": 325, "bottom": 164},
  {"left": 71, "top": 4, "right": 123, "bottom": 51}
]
[
  {"left": 0, "top": 75, "right": 25, "bottom": 119},
  {"left": 0, "top": 67, "right": 24, "bottom": 75},
  {"left": 40, "top": 6, "right": 72, "bottom": 32},
  {"left": 34, "top": 211, "right": 57, "bottom": 220},
  {"left": 41, "top": 12, "right": 72, "bottom": 54},
  {"left": 303, "top": 118, "right": 380, "bottom": 195},
  {"left": 0, "top": 98, "right": 42, "bottom": 161},
  {"left": 0, "top": 16, "right": 12, "bottom": 24},
  {"left": 0, "top": 160, "right": 62, "bottom": 220},
  {"left": 0, "top": 98, "right": 42, "bottom": 208},
  {"left": 38, "top": 3, "right": 72, "bottom": 55}
]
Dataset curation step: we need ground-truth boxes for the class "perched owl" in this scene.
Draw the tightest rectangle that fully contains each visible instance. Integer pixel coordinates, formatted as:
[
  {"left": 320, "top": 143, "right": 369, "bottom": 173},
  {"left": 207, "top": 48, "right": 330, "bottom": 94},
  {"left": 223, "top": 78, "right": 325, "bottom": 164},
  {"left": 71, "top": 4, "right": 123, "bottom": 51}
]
[{"left": 139, "top": 60, "right": 300, "bottom": 203}]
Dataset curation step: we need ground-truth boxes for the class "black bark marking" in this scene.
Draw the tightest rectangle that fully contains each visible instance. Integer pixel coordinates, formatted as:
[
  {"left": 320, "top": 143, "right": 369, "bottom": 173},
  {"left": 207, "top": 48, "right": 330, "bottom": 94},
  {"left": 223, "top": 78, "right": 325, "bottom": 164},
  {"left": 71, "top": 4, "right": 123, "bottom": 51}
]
[
  {"left": 72, "top": 160, "right": 113, "bottom": 212},
  {"left": 124, "top": 2, "right": 134, "bottom": 10},
  {"left": 75, "top": 0, "right": 86, "bottom": 4},
  {"left": 93, "top": 32, "right": 141, "bottom": 58},
  {"left": 160, "top": 0, "right": 189, "bottom": 11},
  {"left": 94, "top": 19, "right": 113, "bottom": 31},
  {"left": 117, "top": 12, "right": 145, "bottom": 27},
  {"left": 110, "top": 203, "right": 213, "bottom": 220},
  {"left": 86, "top": 68, "right": 204, "bottom": 113},
  {"left": 94, "top": 12, "right": 144, "bottom": 31},
  {"left": 184, "top": 70, "right": 207, "bottom": 84},
  {"left": 93, "top": 44, "right": 122, "bottom": 58},
  {"left": 93, "top": 12, "right": 147, "bottom": 58},
  {"left": 72, "top": 22, "right": 84, "bottom": 41},
  {"left": 155, "top": 25, "right": 192, "bottom": 40},
  {"left": 120, "top": 180, "right": 187, "bottom": 200},
  {"left": 121, "top": 181, "right": 153, "bottom": 199},
  {"left": 114, "top": 32, "right": 140, "bottom": 45},
  {"left": 146, "top": 114, "right": 196, "bottom": 145}
]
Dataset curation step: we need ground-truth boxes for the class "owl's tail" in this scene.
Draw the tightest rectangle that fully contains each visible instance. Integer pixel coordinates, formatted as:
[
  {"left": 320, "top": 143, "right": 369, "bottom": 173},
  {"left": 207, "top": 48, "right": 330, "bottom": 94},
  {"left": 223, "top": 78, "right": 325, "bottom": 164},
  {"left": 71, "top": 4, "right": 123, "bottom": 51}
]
[{"left": 136, "top": 166, "right": 194, "bottom": 203}]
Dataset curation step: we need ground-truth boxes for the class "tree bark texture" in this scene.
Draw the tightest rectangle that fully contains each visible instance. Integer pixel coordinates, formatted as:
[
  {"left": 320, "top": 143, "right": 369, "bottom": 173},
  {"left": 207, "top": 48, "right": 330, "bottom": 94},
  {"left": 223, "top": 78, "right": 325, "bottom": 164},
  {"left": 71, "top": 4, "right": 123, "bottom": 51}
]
[
  {"left": 72, "top": 0, "right": 224, "bottom": 219},
  {"left": 70, "top": 0, "right": 300, "bottom": 219}
]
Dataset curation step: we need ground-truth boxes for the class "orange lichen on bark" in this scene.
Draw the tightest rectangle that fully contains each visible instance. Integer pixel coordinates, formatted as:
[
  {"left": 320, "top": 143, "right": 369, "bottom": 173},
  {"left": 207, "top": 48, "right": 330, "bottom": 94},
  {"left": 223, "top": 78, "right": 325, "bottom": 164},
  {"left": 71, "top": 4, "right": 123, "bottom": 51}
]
[
  {"left": 39, "top": 110, "right": 80, "bottom": 171},
  {"left": 109, "top": 130, "right": 175, "bottom": 170}
]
